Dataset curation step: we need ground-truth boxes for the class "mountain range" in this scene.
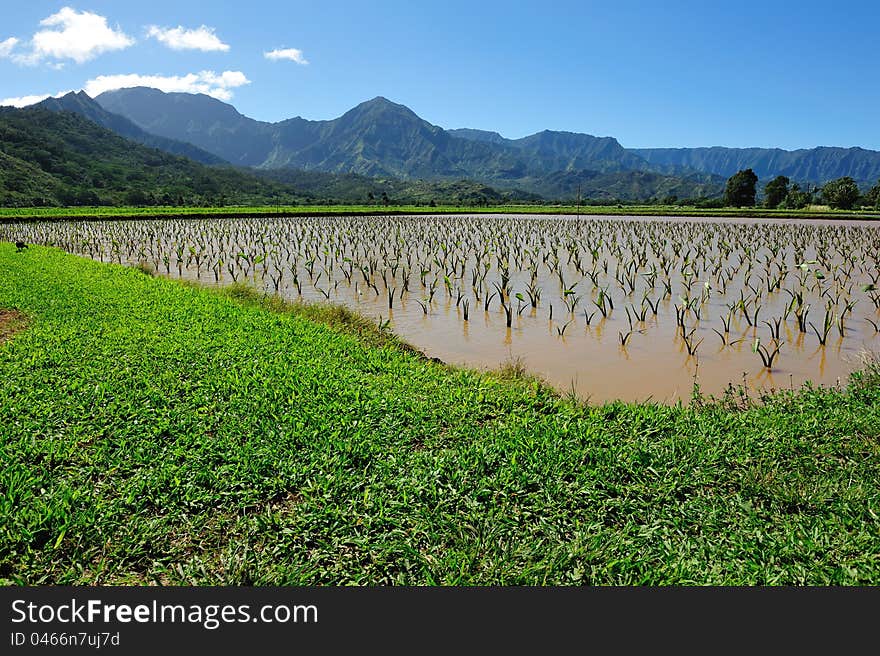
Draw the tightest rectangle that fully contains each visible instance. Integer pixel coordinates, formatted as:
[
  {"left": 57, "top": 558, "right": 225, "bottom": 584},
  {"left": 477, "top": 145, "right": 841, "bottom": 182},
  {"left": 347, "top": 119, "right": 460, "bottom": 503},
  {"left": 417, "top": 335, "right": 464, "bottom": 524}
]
[
  {"left": 96, "top": 88, "right": 648, "bottom": 175},
  {"left": 0, "top": 106, "right": 299, "bottom": 207},
  {"left": 38, "top": 91, "right": 224, "bottom": 166},
  {"left": 92, "top": 88, "right": 722, "bottom": 199},
  {"left": 4, "top": 87, "right": 879, "bottom": 206},
  {"left": 631, "top": 146, "right": 880, "bottom": 184},
  {"left": 93, "top": 87, "right": 880, "bottom": 193},
  {"left": 0, "top": 104, "right": 536, "bottom": 208}
]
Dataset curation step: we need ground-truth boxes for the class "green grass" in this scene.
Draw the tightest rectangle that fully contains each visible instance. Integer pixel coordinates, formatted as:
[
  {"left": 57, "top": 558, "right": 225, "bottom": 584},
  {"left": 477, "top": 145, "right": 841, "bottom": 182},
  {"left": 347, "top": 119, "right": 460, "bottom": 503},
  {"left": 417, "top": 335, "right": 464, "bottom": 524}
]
[
  {"left": 1, "top": 203, "right": 879, "bottom": 222},
  {"left": 1, "top": 244, "right": 879, "bottom": 584}
]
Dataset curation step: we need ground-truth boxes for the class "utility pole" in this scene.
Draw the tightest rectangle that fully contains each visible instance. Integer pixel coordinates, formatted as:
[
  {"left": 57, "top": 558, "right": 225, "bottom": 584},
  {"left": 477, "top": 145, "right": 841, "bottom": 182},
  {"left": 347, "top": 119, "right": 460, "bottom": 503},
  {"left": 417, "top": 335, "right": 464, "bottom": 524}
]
[{"left": 576, "top": 183, "right": 581, "bottom": 219}]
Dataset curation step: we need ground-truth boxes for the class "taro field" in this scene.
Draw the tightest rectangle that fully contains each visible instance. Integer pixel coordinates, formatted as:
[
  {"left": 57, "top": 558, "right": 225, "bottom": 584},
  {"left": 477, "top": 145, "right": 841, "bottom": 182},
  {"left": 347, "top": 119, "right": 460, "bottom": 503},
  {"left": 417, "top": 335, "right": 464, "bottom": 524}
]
[{"left": 3, "top": 214, "right": 879, "bottom": 402}]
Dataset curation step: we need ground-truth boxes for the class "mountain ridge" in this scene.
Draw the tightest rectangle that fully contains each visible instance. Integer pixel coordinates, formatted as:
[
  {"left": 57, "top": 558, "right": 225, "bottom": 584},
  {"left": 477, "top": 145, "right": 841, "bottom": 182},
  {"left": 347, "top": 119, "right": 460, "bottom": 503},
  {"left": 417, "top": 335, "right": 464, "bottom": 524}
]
[
  {"left": 95, "top": 89, "right": 653, "bottom": 181},
  {"left": 0, "top": 105, "right": 536, "bottom": 207},
  {"left": 0, "top": 106, "right": 298, "bottom": 206},
  {"left": 36, "top": 91, "right": 227, "bottom": 165},
  {"left": 96, "top": 88, "right": 724, "bottom": 199},
  {"left": 630, "top": 146, "right": 880, "bottom": 184},
  {"left": 94, "top": 87, "right": 879, "bottom": 193}
]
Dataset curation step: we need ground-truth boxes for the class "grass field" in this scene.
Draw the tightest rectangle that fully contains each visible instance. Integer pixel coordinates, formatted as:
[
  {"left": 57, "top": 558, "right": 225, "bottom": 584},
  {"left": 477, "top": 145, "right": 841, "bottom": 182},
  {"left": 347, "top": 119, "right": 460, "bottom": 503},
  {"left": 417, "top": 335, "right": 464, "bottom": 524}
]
[
  {"left": 1, "top": 203, "right": 878, "bottom": 222},
  {"left": 1, "top": 243, "right": 879, "bottom": 584}
]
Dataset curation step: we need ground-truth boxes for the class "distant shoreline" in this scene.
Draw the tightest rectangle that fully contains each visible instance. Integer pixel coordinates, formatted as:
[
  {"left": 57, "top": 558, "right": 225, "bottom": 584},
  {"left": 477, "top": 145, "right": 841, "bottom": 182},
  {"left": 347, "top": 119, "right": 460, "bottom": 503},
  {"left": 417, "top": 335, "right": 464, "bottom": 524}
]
[{"left": 1, "top": 204, "right": 878, "bottom": 223}]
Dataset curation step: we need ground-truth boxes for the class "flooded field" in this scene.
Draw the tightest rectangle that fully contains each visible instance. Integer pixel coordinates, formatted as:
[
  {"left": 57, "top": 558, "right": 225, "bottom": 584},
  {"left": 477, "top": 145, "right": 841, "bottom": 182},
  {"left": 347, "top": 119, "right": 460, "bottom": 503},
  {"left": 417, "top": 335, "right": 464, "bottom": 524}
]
[{"left": 4, "top": 214, "right": 879, "bottom": 403}]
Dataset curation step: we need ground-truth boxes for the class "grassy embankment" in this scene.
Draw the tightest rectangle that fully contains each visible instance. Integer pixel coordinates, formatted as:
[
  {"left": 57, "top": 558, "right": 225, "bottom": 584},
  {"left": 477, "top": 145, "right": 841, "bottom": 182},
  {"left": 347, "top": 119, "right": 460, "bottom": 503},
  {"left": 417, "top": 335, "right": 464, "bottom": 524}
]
[
  {"left": 1, "top": 244, "right": 879, "bottom": 584},
  {"left": 1, "top": 204, "right": 878, "bottom": 222}
]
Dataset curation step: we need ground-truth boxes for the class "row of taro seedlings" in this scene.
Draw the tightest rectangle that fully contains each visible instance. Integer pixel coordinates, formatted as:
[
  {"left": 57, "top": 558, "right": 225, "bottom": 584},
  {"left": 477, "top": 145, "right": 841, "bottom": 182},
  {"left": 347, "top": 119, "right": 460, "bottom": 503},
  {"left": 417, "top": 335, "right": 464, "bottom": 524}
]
[{"left": 4, "top": 214, "right": 879, "bottom": 371}]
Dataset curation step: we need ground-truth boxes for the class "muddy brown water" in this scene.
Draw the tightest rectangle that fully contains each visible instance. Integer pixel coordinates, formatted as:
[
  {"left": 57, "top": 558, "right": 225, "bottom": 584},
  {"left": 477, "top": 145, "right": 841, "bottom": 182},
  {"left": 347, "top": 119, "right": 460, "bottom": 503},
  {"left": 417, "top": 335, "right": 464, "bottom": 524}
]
[{"left": 4, "top": 213, "right": 878, "bottom": 403}]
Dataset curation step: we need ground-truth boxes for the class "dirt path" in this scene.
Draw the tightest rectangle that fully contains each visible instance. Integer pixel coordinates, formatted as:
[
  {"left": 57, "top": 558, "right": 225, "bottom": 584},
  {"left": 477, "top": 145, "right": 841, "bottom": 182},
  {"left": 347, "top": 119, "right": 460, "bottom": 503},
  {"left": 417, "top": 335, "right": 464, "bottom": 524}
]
[{"left": 0, "top": 308, "right": 27, "bottom": 344}]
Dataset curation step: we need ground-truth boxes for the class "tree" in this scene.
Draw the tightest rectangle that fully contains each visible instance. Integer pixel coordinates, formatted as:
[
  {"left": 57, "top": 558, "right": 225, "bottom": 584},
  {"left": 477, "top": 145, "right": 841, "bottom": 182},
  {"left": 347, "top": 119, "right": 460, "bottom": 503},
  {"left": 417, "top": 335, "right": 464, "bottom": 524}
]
[
  {"left": 822, "top": 176, "right": 860, "bottom": 210},
  {"left": 124, "top": 188, "right": 149, "bottom": 206},
  {"left": 724, "top": 168, "right": 758, "bottom": 207},
  {"left": 864, "top": 179, "right": 880, "bottom": 209},
  {"left": 781, "top": 183, "right": 810, "bottom": 209},
  {"left": 763, "top": 175, "right": 789, "bottom": 209}
]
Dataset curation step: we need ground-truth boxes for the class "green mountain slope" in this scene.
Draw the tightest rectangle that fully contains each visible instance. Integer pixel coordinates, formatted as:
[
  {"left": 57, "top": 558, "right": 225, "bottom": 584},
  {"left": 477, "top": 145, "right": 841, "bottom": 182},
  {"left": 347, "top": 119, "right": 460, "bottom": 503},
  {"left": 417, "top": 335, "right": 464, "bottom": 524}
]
[
  {"left": 0, "top": 107, "right": 533, "bottom": 207},
  {"left": 96, "top": 88, "right": 722, "bottom": 199},
  {"left": 511, "top": 130, "right": 648, "bottom": 172},
  {"left": 520, "top": 169, "right": 725, "bottom": 201},
  {"left": 37, "top": 92, "right": 227, "bottom": 165},
  {"left": 96, "top": 87, "right": 283, "bottom": 167},
  {"left": 0, "top": 107, "right": 301, "bottom": 206},
  {"left": 269, "top": 97, "right": 523, "bottom": 179},
  {"left": 255, "top": 169, "right": 541, "bottom": 205},
  {"left": 96, "top": 87, "right": 880, "bottom": 191},
  {"left": 630, "top": 146, "right": 880, "bottom": 185},
  {"left": 95, "top": 89, "right": 653, "bottom": 181},
  {"left": 447, "top": 128, "right": 508, "bottom": 145},
  {"left": 0, "top": 147, "right": 66, "bottom": 205}
]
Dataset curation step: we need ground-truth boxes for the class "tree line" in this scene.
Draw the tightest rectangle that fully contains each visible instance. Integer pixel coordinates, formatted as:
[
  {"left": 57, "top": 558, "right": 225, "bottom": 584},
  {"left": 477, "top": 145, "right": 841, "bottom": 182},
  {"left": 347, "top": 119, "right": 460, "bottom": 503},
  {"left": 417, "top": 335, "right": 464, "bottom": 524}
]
[{"left": 724, "top": 168, "right": 880, "bottom": 210}]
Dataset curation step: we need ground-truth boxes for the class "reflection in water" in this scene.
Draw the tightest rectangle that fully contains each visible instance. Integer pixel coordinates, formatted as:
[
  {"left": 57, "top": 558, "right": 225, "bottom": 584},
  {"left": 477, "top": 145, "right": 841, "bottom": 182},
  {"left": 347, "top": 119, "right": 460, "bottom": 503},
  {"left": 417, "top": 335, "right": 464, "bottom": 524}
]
[{"left": 4, "top": 213, "right": 879, "bottom": 403}]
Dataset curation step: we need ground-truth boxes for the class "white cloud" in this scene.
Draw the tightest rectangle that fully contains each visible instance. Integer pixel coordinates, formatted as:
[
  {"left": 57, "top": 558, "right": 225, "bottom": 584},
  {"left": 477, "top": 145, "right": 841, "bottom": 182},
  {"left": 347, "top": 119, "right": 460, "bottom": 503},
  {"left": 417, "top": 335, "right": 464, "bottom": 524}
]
[
  {"left": 0, "top": 90, "right": 71, "bottom": 107},
  {"left": 146, "top": 25, "right": 229, "bottom": 52},
  {"left": 0, "top": 37, "right": 19, "bottom": 58},
  {"left": 10, "top": 7, "right": 135, "bottom": 65},
  {"left": 0, "top": 69, "right": 249, "bottom": 108},
  {"left": 83, "top": 70, "right": 251, "bottom": 101},
  {"left": 0, "top": 93, "right": 51, "bottom": 107},
  {"left": 264, "top": 48, "right": 308, "bottom": 65}
]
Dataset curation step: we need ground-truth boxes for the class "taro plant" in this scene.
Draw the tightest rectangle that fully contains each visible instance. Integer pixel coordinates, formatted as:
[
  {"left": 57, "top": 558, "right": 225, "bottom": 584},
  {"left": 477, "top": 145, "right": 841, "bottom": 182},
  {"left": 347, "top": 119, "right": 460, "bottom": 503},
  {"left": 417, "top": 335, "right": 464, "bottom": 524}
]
[{"left": 753, "top": 337, "right": 783, "bottom": 369}]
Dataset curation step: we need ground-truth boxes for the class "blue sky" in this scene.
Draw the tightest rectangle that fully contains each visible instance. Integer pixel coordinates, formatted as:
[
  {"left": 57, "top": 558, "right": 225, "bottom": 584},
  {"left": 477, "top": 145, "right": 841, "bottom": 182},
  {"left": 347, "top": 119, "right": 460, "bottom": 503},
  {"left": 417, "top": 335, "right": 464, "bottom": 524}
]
[{"left": 1, "top": 1, "right": 878, "bottom": 149}]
